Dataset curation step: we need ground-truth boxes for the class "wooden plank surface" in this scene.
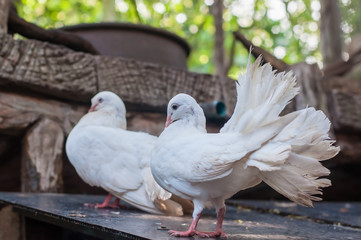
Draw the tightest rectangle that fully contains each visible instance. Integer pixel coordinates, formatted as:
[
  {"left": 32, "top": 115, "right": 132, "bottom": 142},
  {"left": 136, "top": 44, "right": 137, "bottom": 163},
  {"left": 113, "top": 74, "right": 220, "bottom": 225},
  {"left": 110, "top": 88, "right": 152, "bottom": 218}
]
[
  {"left": 0, "top": 192, "right": 360, "bottom": 240},
  {"left": 228, "top": 199, "right": 361, "bottom": 228}
]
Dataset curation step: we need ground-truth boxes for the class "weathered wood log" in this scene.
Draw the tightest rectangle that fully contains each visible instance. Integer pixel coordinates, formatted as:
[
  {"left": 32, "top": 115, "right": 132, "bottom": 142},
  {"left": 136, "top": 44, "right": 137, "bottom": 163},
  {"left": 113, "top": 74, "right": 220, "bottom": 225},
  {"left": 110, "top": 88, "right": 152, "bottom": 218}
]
[
  {"left": 96, "top": 56, "right": 231, "bottom": 111},
  {"left": 329, "top": 89, "right": 361, "bottom": 132},
  {"left": 0, "top": 92, "right": 87, "bottom": 194},
  {"left": 0, "top": 91, "right": 87, "bottom": 135},
  {"left": 289, "top": 62, "right": 330, "bottom": 117},
  {"left": 7, "top": 9, "right": 99, "bottom": 54},
  {"left": 21, "top": 118, "right": 64, "bottom": 193},
  {"left": 0, "top": 33, "right": 235, "bottom": 111},
  {"left": 0, "top": 34, "right": 98, "bottom": 102}
]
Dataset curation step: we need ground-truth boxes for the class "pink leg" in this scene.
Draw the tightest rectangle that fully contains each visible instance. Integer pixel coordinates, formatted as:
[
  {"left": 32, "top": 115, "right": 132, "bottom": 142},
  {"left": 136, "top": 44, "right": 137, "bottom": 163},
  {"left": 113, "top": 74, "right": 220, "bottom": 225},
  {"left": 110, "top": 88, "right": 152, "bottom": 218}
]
[
  {"left": 169, "top": 211, "right": 202, "bottom": 237},
  {"left": 84, "top": 193, "right": 121, "bottom": 209},
  {"left": 195, "top": 206, "right": 227, "bottom": 237},
  {"left": 107, "top": 197, "right": 127, "bottom": 209}
]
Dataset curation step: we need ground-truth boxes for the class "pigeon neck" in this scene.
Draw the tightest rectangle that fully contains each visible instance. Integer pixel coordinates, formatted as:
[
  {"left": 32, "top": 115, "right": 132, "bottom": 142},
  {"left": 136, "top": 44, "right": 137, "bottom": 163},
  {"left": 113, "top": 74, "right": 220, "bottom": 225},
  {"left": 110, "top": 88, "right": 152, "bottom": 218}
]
[
  {"left": 78, "top": 110, "right": 126, "bottom": 129},
  {"left": 167, "top": 115, "right": 206, "bottom": 133}
]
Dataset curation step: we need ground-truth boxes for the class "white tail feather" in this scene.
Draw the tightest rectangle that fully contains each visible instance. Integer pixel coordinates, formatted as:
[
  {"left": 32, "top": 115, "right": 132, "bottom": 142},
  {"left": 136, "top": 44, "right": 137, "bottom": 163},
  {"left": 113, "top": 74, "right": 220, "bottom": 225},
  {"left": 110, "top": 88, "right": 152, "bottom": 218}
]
[
  {"left": 257, "top": 108, "right": 339, "bottom": 207},
  {"left": 225, "top": 54, "right": 339, "bottom": 207},
  {"left": 221, "top": 54, "right": 299, "bottom": 134}
]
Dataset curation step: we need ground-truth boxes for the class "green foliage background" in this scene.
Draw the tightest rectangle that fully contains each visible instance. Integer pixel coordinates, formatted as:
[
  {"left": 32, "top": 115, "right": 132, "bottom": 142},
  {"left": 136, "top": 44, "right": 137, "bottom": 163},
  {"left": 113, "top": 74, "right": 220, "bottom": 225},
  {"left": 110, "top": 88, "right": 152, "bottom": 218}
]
[{"left": 15, "top": 0, "right": 357, "bottom": 78}]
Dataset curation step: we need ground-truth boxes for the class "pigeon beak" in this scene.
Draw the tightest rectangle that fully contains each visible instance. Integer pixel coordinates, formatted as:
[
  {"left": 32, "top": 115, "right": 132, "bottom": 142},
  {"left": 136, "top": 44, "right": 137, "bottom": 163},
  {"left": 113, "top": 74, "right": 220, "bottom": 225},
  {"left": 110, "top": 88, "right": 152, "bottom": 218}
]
[
  {"left": 165, "top": 115, "right": 172, "bottom": 128},
  {"left": 88, "top": 103, "right": 98, "bottom": 113}
]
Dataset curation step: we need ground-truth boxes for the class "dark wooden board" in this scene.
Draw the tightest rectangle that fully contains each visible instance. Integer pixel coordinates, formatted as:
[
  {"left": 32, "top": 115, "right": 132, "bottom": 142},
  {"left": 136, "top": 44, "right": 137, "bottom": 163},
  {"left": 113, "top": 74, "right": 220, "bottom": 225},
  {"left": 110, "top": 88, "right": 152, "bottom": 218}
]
[
  {"left": 0, "top": 192, "right": 360, "bottom": 240},
  {"left": 228, "top": 199, "right": 361, "bottom": 228}
]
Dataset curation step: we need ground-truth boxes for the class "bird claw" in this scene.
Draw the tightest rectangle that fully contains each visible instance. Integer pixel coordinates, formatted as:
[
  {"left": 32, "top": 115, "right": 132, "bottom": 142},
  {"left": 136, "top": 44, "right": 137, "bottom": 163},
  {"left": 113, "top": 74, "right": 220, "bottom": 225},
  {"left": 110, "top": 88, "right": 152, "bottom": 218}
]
[
  {"left": 95, "top": 203, "right": 120, "bottom": 209},
  {"left": 168, "top": 229, "right": 226, "bottom": 238},
  {"left": 199, "top": 230, "right": 227, "bottom": 238},
  {"left": 195, "top": 230, "right": 227, "bottom": 238},
  {"left": 84, "top": 202, "right": 125, "bottom": 209},
  {"left": 168, "top": 230, "right": 195, "bottom": 237}
]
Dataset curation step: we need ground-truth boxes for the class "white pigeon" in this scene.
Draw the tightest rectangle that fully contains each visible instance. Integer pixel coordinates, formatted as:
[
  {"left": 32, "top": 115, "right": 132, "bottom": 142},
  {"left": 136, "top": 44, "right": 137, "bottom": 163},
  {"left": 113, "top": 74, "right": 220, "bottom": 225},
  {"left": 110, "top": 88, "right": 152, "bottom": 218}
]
[
  {"left": 66, "top": 91, "right": 184, "bottom": 216},
  {"left": 150, "top": 55, "right": 340, "bottom": 237}
]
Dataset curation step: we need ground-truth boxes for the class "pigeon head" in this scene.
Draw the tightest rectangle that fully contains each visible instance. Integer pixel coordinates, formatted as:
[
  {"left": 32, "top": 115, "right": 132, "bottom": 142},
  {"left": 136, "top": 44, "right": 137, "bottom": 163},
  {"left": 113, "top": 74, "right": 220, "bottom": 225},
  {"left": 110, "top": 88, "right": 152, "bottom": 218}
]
[
  {"left": 89, "top": 91, "right": 126, "bottom": 117},
  {"left": 165, "top": 93, "right": 206, "bottom": 130}
]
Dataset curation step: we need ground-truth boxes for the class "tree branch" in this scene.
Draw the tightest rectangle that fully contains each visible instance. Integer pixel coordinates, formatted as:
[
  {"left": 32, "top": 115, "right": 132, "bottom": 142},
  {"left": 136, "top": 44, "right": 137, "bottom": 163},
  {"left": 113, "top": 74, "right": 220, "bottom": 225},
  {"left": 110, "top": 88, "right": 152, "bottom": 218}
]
[
  {"left": 320, "top": 0, "right": 342, "bottom": 68},
  {"left": 7, "top": 9, "right": 99, "bottom": 54},
  {"left": 225, "top": 36, "right": 236, "bottom": 73},
  {"left": 233, "top": 31, "right": 289, "bottom": 71},
  {"left": 0, "top": 0, "right": 10, "bottom": 34}
]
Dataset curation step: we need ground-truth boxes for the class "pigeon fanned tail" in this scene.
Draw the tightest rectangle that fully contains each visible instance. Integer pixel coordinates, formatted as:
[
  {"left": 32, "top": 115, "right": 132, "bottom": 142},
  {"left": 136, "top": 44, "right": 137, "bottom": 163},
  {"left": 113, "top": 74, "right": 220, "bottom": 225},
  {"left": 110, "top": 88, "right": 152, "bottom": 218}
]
[
  {"left": 222, "top": 55, "right": 339, "bottom": 206},
  {"left": 221, "top": 54, "right": 299, "bottom": 134}
]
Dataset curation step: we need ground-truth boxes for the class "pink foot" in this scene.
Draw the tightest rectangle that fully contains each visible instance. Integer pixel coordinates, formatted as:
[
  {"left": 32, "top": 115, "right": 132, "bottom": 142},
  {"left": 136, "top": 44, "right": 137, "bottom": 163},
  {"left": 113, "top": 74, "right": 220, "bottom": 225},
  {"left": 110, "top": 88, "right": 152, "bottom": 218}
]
[
  {"left": 168, "top": 229, "right": 196, "bottom": 237},
  {"left": 84, "top": 202, "right": 126, "bottom": 209},
  {"left": 195, "top": 230, "right": 227, "bottom": 238},
  {"left": 169, "top": 229, "right": 226, "bottom": 238},
  {"left": 84, "top": 194, "right": 126, "bottom": 209}
]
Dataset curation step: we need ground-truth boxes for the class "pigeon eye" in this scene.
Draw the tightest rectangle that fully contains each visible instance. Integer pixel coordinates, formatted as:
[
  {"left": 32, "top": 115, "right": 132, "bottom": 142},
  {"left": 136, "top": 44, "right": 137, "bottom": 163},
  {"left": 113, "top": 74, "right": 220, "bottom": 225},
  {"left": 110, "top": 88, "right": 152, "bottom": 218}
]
[
  {"left": 171, "top": 104, "right": 178, "bottom": 110},
  {"left": 98, "top": 98, "right": 103, "bottom": 103}
]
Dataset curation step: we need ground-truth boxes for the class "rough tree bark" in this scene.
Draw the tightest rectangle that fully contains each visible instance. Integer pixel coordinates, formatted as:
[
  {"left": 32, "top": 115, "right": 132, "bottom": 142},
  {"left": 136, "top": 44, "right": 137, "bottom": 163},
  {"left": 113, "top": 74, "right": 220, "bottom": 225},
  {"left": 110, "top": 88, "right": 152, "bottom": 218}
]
[
  {"left": 289, "top": 62, "right": 330, "bottom": 117},
  {"left": 21, "top": 118, "right": 64, "bottom": 193},
  {"left": 320, "top": 0, "right": 342, "bottom": 68},
  {"left": 329, "top": 90, "right": 361, "bottom": 131},
  {"left": 0, "top": 92, "right": 87, "bottom": 192},
  {"left": 0, "top": 33, "right": 235, "bottom": 110},
  {"left": 0, "top": 92, "right": 86, "bottom": 135}
]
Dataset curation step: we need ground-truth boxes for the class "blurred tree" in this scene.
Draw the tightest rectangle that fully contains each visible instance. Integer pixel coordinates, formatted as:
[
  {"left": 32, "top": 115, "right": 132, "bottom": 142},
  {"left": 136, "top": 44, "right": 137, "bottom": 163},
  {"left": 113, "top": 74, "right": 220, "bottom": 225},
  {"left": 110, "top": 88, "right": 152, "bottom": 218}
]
[
  {"left": 14, "top": 0, "right": 359, "bottom": 77},
  {"left": 320, "top": 0, "right": 342, "bottom": 67}
]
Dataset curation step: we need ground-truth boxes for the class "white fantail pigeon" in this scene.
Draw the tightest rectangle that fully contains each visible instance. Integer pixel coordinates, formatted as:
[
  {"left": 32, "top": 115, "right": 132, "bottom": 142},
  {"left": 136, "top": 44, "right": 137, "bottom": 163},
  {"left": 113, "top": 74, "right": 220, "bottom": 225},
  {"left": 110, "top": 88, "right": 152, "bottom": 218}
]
[
  {"left": 66, "top": 91, "right": 184, "bottom": 216},
  {"left": 150, "top": 56, "right": 340, "bottom": 237}
]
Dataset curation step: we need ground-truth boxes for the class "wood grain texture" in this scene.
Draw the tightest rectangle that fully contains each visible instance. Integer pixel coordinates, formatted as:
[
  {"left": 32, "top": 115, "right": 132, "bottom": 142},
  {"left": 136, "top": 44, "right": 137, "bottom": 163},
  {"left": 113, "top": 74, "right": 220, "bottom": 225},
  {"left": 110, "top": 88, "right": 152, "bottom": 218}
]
[
  {"left": 290, "top": 62, "right": 330, "bottom": 118},
  {"left": 21, "top": 118, "right": 64, "bottom": 193},
  {"left": 0, "top": 34, "right": 234, "bottom": 110},
  {"left": 330, "top": 90, "right": 361, "bottom": 131},
  {"left": 0, "top": 91, "right": 87, "bottom": 135},
  {"left": 96, "top": 56, "right": 226, "bottom": 110},
  {"left": 0, "top": 34, "right": 98, "bottom": 102}
]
